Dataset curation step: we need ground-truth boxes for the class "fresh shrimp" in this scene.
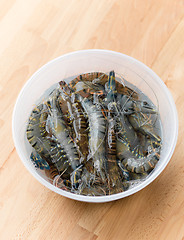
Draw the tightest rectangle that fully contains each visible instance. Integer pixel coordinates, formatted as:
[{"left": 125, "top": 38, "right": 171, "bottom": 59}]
[
  {"left": 117, "top": 136, "right": 160, "bottom": 173},
  {"left": 106, "top": 115, "right": 124, "bottom": 193},
  {"left": 26, "top": 103, "right": 53, "bottom": 163},
  {"left": 126, "top": 100, "right": 161, "bottom": 142},
  {"left": 105, "top": 71, "right": 126, "bottom": 193},
  {"left": 69, "top": 72, "right": 108, "bottom": 90},
  {"left": 79, "top": 95, "right": 107, "bottom": 181},
  {"left": 48, "top": 90, "right": 81, "bottom": 188},
  {"left": 59, "top": 81, "right": 89, "bottom": 162}
]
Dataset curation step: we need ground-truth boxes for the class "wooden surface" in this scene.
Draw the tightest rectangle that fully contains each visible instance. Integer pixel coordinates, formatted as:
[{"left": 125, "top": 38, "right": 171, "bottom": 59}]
[{"left": 0, "top": 0, "right": 184, "bottom": 239}]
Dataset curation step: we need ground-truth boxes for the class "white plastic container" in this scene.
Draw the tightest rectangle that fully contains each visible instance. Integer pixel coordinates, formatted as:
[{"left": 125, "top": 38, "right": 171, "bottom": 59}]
[{"left": 12, "top": 50, "right": 178, "bottom": 203}]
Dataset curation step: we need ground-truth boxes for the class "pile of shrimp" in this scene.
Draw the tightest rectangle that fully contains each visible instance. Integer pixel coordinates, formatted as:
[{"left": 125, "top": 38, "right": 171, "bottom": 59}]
[{"left": 26, "top": 71, "right": 162, "bottom": 196}]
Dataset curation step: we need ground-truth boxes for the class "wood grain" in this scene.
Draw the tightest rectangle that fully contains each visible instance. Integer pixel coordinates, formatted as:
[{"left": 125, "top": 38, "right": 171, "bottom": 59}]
[{"left": 0, "top": 0, "right": 184, "bottom": 239}]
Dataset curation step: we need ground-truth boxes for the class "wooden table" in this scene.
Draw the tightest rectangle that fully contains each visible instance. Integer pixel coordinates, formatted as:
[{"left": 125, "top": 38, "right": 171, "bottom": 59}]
[{"left": 1, "top": 0, "right": 184, "bottom": 239}]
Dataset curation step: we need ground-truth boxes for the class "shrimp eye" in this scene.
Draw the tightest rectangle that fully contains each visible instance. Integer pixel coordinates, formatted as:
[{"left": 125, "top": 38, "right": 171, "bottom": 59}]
[
  {"left": 124, "top": 109, "right": 128, "bottom": 112},
  {"left": 143, "top": 101, "right": 148, "bottom": 105}
]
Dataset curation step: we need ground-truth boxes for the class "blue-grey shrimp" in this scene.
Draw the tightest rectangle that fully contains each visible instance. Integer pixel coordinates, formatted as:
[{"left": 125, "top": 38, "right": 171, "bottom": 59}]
[
  {"left": 116, "top": 93, "right": 161, "bottom": 173},
  {"left": 106, "top": 115, "right": 125, "bottom": 193},
  {"left": 59, "top": 81, "right": 89, "bottom": 162},
  {"left": 117, "top": 95, "right": 160, "bottom": 142},
  {"left": 27, "top": 101, "right": 73, "bottom": 177},
  {"left": 105, "top": 71, "right": 127, "bottom": 192},
  {"left": 78, "top": 95, "right": 107, "bottom": 181},
  {"left": 69, "top": 72, "right": 108, "bottom": 91},
  {"left": 47, "top": 90, "right": 82, "bottom": 188},
  {"left": 117, "top": 136, "right": 160, "bottom": 173},
  {"left": 26, "top": 103, "right": 54, "bottom": 164}
]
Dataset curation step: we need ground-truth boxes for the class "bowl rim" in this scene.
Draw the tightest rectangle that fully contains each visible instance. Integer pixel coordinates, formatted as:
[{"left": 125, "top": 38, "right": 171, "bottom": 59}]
[{"left": 12, "top": 49, "right": 178, "bottom": 203}]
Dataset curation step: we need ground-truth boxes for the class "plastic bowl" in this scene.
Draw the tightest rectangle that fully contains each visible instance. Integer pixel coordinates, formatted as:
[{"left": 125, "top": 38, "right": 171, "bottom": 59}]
[{"left": 12, "top": 50, "right": 178, "bottom": 203}]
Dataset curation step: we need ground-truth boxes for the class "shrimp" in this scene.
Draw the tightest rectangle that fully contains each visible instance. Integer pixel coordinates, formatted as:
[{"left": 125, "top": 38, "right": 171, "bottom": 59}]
[
  {"left": 126, "top": 100, "right": 161, "bottom": 142},
  {"left": 69, "top": 72, "right": 108, "bottom": 90},
  {"left": 105, "top": 71, "right": 126, "bottom": 193},
  {"left": 117, "top": 137, "right": 160, "bottom": 173},
  {"left": 67, "top": 72, "right": 108, "bottom": 98},
  {"left": 106, "top": 116, "right": 124, "bottom": 193},
  {"left": 59, "top": 81, "right": 89, "bottom": 162},
  {"left": 79, "top": 95, "right": 107, "bottom": 181},
  {"left": 48, "top": 90, "right": 82, "bottom": 188},
  {"left": 26, "top": 103, "right": 53, "bottom": 163}
]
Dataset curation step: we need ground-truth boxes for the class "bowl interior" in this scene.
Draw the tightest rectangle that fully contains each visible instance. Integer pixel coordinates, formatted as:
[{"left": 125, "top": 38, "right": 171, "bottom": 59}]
[{"left": 12, "top": 50, "right": 178, "bottom": 202}]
